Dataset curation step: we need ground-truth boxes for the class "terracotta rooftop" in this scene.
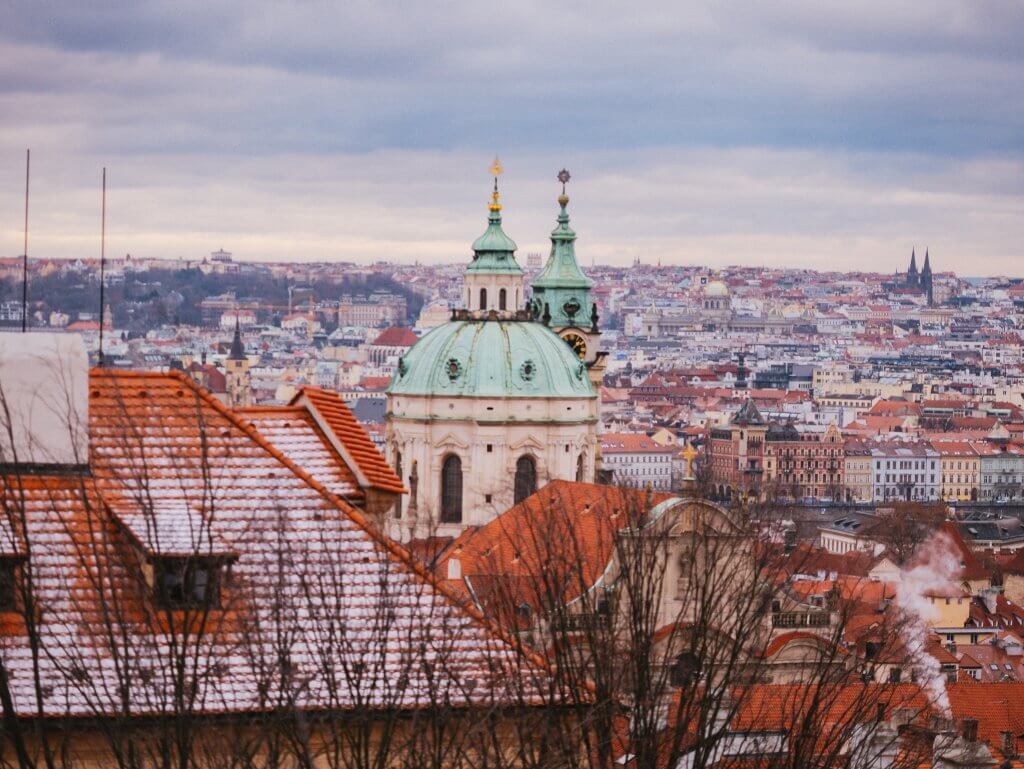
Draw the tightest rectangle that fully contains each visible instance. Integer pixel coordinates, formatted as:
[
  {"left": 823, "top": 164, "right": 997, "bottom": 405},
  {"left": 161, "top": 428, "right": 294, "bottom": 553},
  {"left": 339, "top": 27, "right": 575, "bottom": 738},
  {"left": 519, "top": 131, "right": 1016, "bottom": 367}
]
[
  {"left": 436, "top": 480, "right": 674, "bottom": 614},
  {"left": 371, "top": 326, "right": 419, "bottom": 347},
  {"left": 0, "top": 369, "right": 538, "bottom": 717},
  {"left": 238, "top": 405, "right": 364, "bottom": 501},
  {"left": 291, "top": 386, "right": 405, "bottom": 495}
]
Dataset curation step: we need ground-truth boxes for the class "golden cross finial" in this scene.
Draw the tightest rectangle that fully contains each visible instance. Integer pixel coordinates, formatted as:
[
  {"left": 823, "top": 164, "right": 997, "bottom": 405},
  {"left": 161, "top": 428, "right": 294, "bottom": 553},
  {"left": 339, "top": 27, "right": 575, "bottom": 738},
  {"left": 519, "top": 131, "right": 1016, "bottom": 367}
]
[
  {"left": 682, "top": 443, "right": 699, "bottom": 479},
  {"left": 489, "top": 156, "right": 503, "bottom": 212}
]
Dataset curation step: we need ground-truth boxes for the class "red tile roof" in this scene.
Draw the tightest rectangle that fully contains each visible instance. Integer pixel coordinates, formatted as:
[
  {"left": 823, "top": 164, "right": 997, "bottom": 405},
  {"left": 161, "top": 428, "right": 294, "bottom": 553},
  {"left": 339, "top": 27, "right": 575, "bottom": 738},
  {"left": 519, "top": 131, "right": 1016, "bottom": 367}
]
[
  {"left": 291, "top": 386, "right": 405, "bottom": 495},
  {"left": 436, "top": 481, "right": 673, "bottom": 613},
  {"left": 371, "top": 326, "right": 419, "bottom": 347},
  {"left": 601, "top": 433, "right": 677, "bottom": 453},
  {"left": 239, "top": 405, "right": 364, "bottom": 501},
  {"left": 0, "top": 369, "right": 539, "bottom": 717}
]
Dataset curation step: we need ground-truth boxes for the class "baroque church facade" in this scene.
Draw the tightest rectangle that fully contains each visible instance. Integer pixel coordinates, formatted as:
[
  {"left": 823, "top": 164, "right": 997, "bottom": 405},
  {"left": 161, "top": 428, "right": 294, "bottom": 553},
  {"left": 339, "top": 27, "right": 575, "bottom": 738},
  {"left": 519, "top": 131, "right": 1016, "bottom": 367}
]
[{"left": 385, "top": 170, "right": 603, "bottom": 542}]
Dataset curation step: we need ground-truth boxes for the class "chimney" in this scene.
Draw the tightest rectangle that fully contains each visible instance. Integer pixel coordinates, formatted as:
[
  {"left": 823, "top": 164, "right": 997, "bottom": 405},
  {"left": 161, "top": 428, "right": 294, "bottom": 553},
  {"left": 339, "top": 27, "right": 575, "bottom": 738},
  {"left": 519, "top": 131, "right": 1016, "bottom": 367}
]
[
  {"left": 930, "top": 715, "right": 956, "bottom": 736},
  {"left": 981, "top": 588, "right": 999, "bottom": 615},
  {"left": 0, "top": 333, "right": 89, "bottom": 471},
  {"left": 447, "top": 557, "right": 462, "bottom": 580},
  {"left": 932, "top": 719, "right": 996, "bottom": 769},
  {"left": 1002, "top": 732, "right": 1017, "bottom": 759}
]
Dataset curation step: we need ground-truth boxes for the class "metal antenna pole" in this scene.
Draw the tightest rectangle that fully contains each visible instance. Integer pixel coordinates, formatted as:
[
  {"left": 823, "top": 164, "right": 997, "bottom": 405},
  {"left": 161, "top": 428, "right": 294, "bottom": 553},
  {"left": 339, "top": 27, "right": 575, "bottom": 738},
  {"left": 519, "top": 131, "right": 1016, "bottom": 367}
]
[
  {"left": 98, "top": 168, "right": 107, "bottom": 366},
  {"left": 21, "top": 149, "right": 29, "bottom": 332}
]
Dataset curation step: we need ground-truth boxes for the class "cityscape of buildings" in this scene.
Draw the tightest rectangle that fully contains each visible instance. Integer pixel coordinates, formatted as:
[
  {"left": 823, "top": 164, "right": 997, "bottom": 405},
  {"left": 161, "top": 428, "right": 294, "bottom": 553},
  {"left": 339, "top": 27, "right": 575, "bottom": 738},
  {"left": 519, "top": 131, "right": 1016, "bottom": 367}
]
[{"left": 2, "top": 171, "right": 1024, "bottom": 766}]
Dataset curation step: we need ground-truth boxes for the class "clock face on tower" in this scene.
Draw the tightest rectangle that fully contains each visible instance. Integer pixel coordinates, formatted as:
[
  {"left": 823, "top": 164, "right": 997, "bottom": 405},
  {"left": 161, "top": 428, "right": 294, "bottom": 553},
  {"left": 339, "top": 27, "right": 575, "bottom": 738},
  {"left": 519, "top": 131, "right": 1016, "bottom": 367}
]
[{"left": 563, "top": 332, "right": 587, "bottom": 360}]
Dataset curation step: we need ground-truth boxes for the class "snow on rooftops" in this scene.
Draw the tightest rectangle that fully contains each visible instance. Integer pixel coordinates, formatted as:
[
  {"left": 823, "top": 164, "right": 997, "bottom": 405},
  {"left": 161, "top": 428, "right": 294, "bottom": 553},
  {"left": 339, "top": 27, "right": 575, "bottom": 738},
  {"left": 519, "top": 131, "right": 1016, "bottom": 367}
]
[{"left": 0, "top": 369, "right": 543, "bottom": 718}]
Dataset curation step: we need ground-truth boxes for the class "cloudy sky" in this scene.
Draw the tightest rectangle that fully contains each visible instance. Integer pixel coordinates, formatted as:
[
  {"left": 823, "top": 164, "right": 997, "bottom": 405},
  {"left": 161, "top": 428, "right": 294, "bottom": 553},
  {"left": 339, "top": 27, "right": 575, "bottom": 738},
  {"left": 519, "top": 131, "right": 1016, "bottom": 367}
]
[{"left": 1, "top": 1, "right": 1022, "bottom": 274}]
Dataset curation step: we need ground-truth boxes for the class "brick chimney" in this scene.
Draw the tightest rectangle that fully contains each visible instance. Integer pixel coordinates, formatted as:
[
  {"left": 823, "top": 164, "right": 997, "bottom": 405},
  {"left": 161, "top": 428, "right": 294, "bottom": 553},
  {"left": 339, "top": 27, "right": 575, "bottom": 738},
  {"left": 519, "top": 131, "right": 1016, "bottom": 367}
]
[{"left": 930, "top": 717, "right": 995, "bottom": 768}]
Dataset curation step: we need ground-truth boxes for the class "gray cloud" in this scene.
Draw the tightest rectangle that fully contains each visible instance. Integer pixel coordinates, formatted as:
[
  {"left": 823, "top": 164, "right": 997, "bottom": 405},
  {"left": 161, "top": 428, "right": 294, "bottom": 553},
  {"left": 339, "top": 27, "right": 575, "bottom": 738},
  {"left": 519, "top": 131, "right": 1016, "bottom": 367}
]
[{"left": 0, "top": 1, "right": 1022, "bottom": 272}]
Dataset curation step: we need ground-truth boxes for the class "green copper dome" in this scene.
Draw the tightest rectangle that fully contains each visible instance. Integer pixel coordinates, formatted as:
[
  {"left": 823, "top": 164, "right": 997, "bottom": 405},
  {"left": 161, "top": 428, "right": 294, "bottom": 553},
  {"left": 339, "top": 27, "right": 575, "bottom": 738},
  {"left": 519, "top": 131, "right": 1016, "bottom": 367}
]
[{"left": 388, "top": 320, "right": 594, "bottom": 399}]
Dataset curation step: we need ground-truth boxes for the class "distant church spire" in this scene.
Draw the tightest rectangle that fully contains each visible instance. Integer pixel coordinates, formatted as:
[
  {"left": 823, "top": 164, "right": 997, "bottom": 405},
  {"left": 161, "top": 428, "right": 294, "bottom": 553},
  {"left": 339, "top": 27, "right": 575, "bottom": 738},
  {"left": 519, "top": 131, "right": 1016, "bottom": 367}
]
[
  {"left": 228, "top": 316, "right": 246, "bottom": 360},
  {"left": 922, "top": 248, "right": 934, "bottom": 306}
]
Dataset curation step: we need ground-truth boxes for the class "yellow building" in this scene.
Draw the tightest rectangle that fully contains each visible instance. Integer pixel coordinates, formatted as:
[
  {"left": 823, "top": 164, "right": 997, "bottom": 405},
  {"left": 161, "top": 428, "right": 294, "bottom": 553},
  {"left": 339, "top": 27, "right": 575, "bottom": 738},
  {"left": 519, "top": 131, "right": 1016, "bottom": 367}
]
[
  {"left": 842, "top": 441, "right": 873, "bottom": 502},
  {"left": 931, "top": 439, "right": 981, "bottom": 502}
]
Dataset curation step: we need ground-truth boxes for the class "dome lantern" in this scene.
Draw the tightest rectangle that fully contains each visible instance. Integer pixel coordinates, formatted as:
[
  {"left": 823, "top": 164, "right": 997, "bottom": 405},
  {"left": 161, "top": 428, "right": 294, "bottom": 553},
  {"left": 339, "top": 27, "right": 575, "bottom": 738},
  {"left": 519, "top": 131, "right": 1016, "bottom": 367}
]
[{"left": 463, "top": 158, "right": 525, "bottom": 314}]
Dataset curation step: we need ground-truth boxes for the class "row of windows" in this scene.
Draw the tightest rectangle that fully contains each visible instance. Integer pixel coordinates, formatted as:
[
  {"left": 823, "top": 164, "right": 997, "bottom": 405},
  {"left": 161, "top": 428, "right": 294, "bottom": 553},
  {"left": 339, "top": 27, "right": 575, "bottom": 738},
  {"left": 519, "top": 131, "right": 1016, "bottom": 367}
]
[
  {"left": 605, "top": 455, "right": 671, "bottom": 464},
  {"left": 876, "top": 474, "right": 936, "bottom": 484},
  {"left": 476, "top": 287, "right": 516, "bottom": 312},
  {"left": 876, "top": 460, "right": 937, "bottom": 470},
  {"left": 396, "top": 452, "right": 587, "bottom": 523},
  {"left": 617, "top": 467, "right": 672, "bottom": 477}
]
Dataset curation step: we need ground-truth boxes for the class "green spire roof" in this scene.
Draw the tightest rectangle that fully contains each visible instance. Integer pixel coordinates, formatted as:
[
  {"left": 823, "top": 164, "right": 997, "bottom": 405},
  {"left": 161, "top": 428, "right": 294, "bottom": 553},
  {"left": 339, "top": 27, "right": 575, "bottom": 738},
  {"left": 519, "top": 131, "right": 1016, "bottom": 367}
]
[
  {"left": 467, "top": 177, "right": 522, "bottom": 275},
  {"left": 533, "top": 193, "right": 593, "bottom": 290}
]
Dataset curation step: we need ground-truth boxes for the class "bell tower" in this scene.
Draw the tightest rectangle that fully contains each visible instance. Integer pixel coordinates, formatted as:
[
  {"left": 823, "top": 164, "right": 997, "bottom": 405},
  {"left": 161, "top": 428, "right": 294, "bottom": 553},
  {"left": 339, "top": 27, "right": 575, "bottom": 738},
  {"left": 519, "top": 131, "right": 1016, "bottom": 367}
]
[
  {"left": 224, "top": 317, "right": 252, "bottom": 408},
  {"left": 530, "top": 169, "right": 606, "bottom": 389}
]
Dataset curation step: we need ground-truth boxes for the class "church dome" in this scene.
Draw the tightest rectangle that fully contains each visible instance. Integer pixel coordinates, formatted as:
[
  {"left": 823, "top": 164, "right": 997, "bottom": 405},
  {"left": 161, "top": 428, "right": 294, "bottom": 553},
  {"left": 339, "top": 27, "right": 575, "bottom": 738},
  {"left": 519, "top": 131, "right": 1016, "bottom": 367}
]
[
  {"left": 388, "top": 319, "right": 594, "bottom": 399},
  {"left": 704, "top": 280, "right": 729, "bottom": 298}
]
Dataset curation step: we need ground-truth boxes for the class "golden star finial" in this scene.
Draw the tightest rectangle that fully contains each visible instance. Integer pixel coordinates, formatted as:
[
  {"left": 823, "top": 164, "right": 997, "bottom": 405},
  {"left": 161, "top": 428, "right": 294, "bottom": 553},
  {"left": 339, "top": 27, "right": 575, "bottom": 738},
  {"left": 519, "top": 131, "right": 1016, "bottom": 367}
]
[{"left": 490, "top": 156, "right": 503, "bottom": 178}]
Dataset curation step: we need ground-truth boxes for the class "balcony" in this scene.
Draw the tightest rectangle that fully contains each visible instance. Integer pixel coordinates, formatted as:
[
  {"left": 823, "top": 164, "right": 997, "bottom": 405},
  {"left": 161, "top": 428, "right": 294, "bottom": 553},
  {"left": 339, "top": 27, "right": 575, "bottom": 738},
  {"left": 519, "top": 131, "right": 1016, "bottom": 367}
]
[{"left": 772, "top": 611, "right": 831, "bottom": 629}]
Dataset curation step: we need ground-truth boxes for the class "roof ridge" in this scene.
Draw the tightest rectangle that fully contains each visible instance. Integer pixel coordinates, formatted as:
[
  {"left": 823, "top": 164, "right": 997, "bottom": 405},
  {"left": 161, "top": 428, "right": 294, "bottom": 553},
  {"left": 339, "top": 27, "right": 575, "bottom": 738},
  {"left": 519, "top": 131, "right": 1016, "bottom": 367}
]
[{"left": 236, "top": 405, "right": 307, "bottom": 415}]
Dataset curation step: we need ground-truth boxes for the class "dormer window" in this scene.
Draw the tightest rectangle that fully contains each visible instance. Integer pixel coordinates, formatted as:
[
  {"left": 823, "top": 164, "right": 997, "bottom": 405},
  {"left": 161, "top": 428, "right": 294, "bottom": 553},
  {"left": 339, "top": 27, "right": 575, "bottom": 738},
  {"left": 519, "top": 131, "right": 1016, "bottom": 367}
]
[
  {"left": 0, "top": 557, "right": 20, "bottom": 611},
  {"left": 153, "top": 557, "right": 222, "bottom": 610}
]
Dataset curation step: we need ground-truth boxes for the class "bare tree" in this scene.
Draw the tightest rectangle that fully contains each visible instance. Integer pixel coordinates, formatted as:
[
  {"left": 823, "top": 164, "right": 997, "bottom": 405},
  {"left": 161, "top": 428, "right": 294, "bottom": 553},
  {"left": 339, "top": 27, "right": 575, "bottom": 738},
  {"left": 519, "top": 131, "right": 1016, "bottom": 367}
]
[
  {"left": 438, "top": 483, "right": 935, "bottom": 769},
  {"left": 870, "top": 503, "right": 946, "bottom": 566},
  {"left": 0, "top": 365, "right": 564, "bottom": 769}
]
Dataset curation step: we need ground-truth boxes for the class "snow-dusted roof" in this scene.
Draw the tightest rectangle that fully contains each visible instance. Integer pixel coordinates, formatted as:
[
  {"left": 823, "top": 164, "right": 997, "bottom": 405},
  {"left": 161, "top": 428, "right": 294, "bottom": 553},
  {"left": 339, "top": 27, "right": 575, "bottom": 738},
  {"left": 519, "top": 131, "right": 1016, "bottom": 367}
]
[{"left": 0, "top": 369, "right": 544, "bottom": 717}]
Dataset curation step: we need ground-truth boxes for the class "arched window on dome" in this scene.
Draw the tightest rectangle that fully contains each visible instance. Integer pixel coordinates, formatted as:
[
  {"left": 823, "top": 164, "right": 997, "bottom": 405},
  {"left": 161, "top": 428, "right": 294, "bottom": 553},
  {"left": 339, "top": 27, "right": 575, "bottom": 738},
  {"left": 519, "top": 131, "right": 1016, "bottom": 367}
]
[
  {"left": 514, "top": 455, "right": 537, "bottom": 505},
  {"left": 576, "top": 452, "right": 585, "bottom": 483},
  {"left": 479, "top": 288, "right": 487, "bottom": 311},
  {"left": 499, "top": 288, "right": 507, "bottom": 311},
  {"left": 441, "top": 455, "right": 463, "bottom": 523}
]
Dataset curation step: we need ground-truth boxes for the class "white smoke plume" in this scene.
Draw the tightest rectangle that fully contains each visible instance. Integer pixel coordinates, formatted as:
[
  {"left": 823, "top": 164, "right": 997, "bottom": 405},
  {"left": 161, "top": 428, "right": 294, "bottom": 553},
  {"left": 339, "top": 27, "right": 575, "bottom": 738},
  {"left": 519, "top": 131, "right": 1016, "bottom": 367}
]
[{"left": 893, "top": 530, "right": 962, "bottom": 716}]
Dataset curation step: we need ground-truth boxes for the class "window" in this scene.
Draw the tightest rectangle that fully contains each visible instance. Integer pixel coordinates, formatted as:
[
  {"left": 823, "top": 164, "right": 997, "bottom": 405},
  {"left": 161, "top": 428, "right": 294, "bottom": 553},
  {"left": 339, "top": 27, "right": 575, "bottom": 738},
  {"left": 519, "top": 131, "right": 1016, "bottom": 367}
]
[
  {"left": 479, "top": 288, "right": 487, "bottom": 311},
  {"left": 394, "top": 451, "right": 402, "bottom": 519},
  {"left": 154, "top": 557, "right": 222, "bottom": 610},
  {"left": 441, "top": 455, "right": 463, "bottom": 523},
  {"left": 499, "top": 288, "right": 507, "bottom": 311},
  {"left": 888, "top": 667, "right": 902, "bottom": 683},
  {"left": 514, "top": 455, "right": 537, "bottom": 504},
  {"left": 576, "top": 453, "right": 585, "bottom": 482},
  {"left": 670, "top": 652, "right": 699, "bottom": 687},
  {"left": 0, "top": 559, "right": 19, "bottom": 611}
]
